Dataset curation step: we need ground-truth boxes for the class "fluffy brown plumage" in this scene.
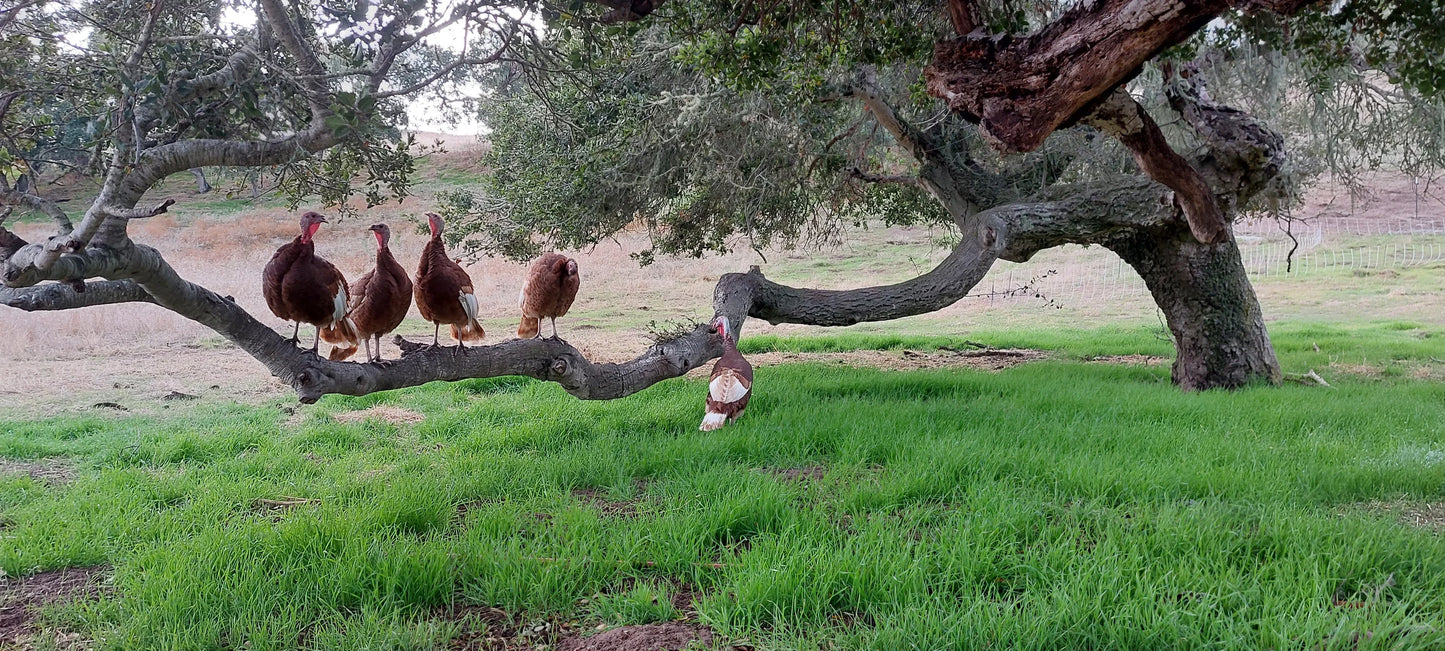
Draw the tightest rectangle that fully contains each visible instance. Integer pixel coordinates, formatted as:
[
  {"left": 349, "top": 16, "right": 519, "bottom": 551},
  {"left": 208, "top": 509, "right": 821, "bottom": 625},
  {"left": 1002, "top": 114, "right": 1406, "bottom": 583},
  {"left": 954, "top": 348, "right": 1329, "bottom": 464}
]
[
  {"left": 328, "top": 223, "right": 413, "bottom": 362},
  {"left": 414, "top": 212, "right": 484, "bottom": 347},
  {"left": 700, "top": 316, "right": 753, "bottom": 431},
  {"left": 517, "top": 252, "right": 580, "bottom": 339},
  {"left": 262, "top": 211, "right": 359, "bottom": 353}
]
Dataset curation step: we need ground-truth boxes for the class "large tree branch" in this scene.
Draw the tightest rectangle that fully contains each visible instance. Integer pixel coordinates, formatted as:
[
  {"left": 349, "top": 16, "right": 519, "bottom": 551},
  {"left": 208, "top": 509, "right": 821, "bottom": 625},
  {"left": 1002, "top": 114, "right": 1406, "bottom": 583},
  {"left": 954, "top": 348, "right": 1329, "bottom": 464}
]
[
  {"left": 0, "top": 279, "right": 155, "bottom": 311},
  {"left": 923, "top": 0, "right": 1317, "bottom": 154},
  {"left": 1081, "top": 88, "right": 1227, "bottom": 244}
]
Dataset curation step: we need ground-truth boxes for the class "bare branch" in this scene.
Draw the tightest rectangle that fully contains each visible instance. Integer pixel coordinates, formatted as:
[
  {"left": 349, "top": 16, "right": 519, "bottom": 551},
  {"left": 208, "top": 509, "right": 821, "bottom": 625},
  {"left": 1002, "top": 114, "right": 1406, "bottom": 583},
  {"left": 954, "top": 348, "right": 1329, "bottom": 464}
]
[
  {"left": 103, "top": 198, "right": 176, "bottom": 220},
  {"left": 0, "top": 279, "right": 155, "bottom": 311},
  {"left": 945, "top": 0, "right": 982, "bottom": 35},
  {"left": 0, "top": 190, "right": 73, "bottom": 234},
  {"left": 374, "top": 30, "right": 515, "bottom": 100},
  {"left": 256, "top": 0, "right": 332, "bottom": 113},
  {"left": 924, "top": 0, "right": 1316, "bottom": 154}
]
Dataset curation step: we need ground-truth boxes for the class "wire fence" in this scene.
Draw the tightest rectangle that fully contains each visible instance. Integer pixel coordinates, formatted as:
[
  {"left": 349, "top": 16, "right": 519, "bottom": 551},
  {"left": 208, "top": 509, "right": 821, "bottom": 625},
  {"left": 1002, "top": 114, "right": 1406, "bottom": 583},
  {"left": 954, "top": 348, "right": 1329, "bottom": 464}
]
[{"left": 981, "top": 211, "right": 1445, "bottom": 307}]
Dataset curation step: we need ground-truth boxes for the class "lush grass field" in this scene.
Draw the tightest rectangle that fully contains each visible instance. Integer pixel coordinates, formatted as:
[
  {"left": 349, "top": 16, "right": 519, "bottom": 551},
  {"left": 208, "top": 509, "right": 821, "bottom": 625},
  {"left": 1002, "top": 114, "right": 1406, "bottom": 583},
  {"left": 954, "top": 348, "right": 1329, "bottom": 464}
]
[{"left": 2, "top": 323, "right": 1444, "bottom": 650}]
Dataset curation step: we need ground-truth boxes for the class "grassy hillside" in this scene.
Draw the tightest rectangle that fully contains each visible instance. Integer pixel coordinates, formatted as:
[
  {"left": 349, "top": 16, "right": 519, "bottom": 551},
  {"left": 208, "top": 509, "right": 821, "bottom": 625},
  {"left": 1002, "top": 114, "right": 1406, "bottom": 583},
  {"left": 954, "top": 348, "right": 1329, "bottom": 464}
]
[{"left": 2, "top": 324, "right": 1443, "bottom": 649}]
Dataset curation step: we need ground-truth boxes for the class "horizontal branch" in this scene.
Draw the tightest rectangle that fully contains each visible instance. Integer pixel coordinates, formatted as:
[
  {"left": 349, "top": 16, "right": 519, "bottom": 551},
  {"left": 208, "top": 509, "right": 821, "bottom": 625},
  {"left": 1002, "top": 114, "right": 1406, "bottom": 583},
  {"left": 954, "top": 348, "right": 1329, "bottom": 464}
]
[
  {"left": 714, "top": 219, "right": 1003, "bottom": 334},
  {"left": 0, "top": 279, "right": 155, "bottom": 311}
]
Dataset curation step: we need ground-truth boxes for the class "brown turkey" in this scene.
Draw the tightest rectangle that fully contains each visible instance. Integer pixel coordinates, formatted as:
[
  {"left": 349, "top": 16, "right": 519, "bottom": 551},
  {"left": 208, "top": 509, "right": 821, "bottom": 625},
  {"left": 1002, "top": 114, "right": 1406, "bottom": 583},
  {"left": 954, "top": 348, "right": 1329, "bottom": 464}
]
[
  {"left": 517, "top": 252, "right": 580, "bottom": 339},
  {"left": 327, "top": 223, "right": 413, "bottom": 362},
  {"left": 262, "top": 211, "right": 359, "bottom": 354},
  {"left": 414, "top": 212, "right": 484, "bottom": 347},
  {"left": 700, "top": 316, "right": 753, "bottom": 431}
]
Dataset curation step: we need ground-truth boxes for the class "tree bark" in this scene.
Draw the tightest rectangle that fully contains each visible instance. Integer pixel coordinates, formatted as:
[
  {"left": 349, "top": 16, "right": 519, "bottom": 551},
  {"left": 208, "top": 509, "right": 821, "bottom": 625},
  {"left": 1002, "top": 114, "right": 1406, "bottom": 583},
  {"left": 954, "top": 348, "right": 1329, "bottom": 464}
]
[
  {"left": 190, "top": 168, "right": 211, "bottom": 194},
  {"left": 1108, "top": 226, "right": 1280, "bottom": 390}
]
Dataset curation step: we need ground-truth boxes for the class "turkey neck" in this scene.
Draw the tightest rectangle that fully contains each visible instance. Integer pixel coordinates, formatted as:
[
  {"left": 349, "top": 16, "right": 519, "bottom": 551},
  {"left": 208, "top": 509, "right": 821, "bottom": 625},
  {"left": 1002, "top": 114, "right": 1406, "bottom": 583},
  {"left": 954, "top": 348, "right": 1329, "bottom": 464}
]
[{"left": 375, "top": 243, "right": 400, "bottom": 269}]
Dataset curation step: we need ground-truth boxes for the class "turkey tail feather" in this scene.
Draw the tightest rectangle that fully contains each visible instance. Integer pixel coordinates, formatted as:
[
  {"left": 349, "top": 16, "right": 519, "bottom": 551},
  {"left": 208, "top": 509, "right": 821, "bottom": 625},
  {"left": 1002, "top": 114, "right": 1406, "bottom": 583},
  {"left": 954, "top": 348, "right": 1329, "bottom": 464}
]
[
  {"left": 328, "top": 344, "right": 359, "bottom": 361},
  {"left": 517, "top": 316, "right": 540, "bottom": 339},
  {"left": 699, "top": 411, "right": 727, "bottom": 431},
  {"left": 320, "top": 316, "right": 360, "bottom": 346},
  {"left": 450, "top": 318, "right": 485, "bottom": 343}
]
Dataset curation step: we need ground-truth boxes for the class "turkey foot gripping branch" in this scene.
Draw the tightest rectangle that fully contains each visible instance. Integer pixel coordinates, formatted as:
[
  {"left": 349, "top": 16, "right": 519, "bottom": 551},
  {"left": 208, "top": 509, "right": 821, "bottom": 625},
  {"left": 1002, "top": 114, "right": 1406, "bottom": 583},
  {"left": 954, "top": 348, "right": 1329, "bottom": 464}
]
[
  {"left": 518, "top": 252, "right": 580, "bottom": 340},
  {"left": 414, "top": 212, "right": 485, "bottom": 348},
  {"left": 700, "top": 316, "right": 753, "bottom": 431},
  {"left": 328, "top": 223, "right": 413, "bottom": 363},
  {"left": 262, "top": 211, "right": 359, "bottom": 355}
]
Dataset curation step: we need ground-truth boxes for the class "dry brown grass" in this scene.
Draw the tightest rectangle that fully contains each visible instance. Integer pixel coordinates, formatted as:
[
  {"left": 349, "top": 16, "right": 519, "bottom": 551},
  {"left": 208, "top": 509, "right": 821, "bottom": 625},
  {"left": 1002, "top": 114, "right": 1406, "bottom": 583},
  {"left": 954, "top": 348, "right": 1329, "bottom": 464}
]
[{"left": 332, "top": 405, "right": 426, "bottom": 425}]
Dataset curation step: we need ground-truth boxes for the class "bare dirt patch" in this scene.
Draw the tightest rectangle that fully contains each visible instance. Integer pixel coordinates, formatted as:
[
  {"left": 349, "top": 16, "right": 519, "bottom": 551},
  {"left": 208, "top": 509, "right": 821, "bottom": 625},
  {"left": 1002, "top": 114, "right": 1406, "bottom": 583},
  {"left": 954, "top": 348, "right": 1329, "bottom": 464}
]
[
  {"left": 762, "top": 465, "right": 827, "bottom": 483},
  {"left": 1087, "top": 354, "right": 1169, "bottom": 365},
  {"left": 332, "top": 405, "right": 426, "bottom": 425},
  {"left": 1357, "top": 501, "right": 1445, "bottom": 531},
  {"left": 556, "top": 623, "right": 713, "bottom": 651},
  {"left": 0, "top": 458, "right": 75, "bottom": 486},
  {"left": 0, "top": 565, "right": 108, "bottom": 648},
  {"left": 573, "top": 481, "right": 648, "bottom": 518}
]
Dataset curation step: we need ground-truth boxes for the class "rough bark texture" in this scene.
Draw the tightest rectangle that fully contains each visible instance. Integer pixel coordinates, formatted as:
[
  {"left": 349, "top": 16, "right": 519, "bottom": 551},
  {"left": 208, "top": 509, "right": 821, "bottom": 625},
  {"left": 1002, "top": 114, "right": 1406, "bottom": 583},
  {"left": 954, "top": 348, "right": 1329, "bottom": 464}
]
[
  {"left": 924, "top": 0, "right": 1317, "bottom": 154},
  {"left": 1109, "top": 228, "right": 1280, "bottom": 389}
]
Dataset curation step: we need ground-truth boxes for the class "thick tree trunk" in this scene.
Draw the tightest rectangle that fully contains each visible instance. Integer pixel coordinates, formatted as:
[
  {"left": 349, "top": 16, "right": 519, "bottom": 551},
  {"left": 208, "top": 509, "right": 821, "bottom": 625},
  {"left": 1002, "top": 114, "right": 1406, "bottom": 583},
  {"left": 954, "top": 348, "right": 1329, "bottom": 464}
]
[{"left": 1109, "top": 227, "right": 1280, "bottom": 390}]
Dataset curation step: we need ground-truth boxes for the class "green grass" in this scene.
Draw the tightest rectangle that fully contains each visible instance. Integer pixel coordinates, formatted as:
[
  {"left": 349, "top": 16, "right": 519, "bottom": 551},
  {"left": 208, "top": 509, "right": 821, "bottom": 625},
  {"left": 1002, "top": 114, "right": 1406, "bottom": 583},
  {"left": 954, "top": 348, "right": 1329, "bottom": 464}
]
[{"left": 3, "top": 324, "right": 1445, "bottom": 649}]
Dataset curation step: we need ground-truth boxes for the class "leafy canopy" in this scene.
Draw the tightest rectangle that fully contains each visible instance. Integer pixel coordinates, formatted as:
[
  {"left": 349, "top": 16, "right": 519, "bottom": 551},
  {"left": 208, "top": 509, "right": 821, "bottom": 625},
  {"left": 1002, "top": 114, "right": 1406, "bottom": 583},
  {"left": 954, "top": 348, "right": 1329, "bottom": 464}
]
[{"left": 445, "top": 0, "right": 1445, "bottom": 262}]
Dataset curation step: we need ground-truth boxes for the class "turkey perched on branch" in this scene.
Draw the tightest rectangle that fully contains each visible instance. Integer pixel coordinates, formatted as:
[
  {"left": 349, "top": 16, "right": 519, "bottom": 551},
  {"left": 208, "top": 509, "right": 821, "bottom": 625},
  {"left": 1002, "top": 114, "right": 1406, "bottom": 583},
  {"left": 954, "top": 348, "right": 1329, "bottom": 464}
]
[
  {"left": 327, "top": 223, "right": 413, "bottom": 362},
  {"left": 700, "top": 316, "right": 753, "bottom": 431},
  {"left": 414, "top": 212, "right": 484, "bottom": 347},
  {"left": 262, "top": 211, "right": 359, "bottom": 354},
  {"left": 517, "top": 252, "right": 580, "bottom": 339}
]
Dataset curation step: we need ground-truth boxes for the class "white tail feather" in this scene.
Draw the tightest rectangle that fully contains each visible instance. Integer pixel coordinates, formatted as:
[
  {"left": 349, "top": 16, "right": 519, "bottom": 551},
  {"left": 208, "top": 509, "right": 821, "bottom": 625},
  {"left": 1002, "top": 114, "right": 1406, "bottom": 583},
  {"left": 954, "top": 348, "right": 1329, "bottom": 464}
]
[
  {"left": 709, "top": 372, "right": 749, "bottom": 403},
  {"left": 459, "top": 291, "right": 479, "bottom": 321},
  {"left": 699, "top": 411, "right": 727, "bottom": 431},
  {"left": 332, "top": 287, "right": 349, "bottom": 324}
]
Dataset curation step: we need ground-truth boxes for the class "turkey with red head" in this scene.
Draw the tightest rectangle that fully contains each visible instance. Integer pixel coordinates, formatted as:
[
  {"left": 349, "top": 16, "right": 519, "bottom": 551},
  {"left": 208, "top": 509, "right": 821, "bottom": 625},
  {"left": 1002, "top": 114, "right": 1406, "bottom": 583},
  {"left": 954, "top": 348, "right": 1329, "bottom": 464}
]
[
  {"left": 262, "top": 211, "right": 359, "bottom": 354},
  {"left": 328, "top": 223, "right": 413, "bottom": 362},
  {"left": 517, "top": 252, "right": 580, "bottom": 339},
  {"left": 700, "top": 316, "right": 753, "bottom": 431},
  {"left": 414, "top": 212, "right": 484, "bottom": 347}
]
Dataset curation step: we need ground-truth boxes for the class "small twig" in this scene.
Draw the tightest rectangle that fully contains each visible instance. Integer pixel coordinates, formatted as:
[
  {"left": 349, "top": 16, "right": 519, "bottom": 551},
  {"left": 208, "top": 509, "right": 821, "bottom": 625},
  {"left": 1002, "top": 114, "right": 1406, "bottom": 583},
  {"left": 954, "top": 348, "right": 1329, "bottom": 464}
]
[
  {"left": 105, "top": 198, "right": 176, "bottom": 219},
  {"left": 1283, "top": 369, "right": 1332, "bottom": 388}
]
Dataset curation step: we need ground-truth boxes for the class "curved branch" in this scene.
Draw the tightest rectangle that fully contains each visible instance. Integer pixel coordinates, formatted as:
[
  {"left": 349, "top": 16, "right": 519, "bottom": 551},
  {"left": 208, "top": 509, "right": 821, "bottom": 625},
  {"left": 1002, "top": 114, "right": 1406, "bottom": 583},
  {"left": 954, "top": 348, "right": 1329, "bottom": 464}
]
[
  {"left": 0, "top": 279, "right": 154, "bottom": 311},
  {"left": 713, "top": 218, "right": 1002, "bottom": 335},
  {"left": 0, "top": 190, "right": 73, "bottom": 234},
  {"left": 1165, "top": 63, "right": 1286, "bottom": 210}
]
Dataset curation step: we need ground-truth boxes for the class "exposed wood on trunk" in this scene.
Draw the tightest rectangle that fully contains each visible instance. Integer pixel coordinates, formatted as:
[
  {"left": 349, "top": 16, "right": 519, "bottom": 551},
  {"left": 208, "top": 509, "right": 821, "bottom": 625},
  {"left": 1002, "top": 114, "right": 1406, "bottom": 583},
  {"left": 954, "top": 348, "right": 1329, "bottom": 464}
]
[
  {"left": 945, "top": 0, "right": 982, "bottom": 35},
  {"left": 923, "top": 0, "right": 1316, "bottom": 154},
  {"left": 1081, "top": 88, "right": 1227, "bottom": 244}
]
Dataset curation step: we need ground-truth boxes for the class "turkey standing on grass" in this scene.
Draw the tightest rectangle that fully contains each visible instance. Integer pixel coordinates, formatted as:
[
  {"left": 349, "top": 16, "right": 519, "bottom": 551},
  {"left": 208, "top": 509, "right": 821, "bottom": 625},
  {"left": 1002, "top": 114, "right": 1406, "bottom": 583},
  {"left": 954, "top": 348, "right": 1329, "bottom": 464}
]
[
  {"left": 262, "top": 211, "right": 359, "bottom": 354},
  {"left": 517, "top": 252, "right": 580, "bottom": 339},
  {"left": 327, "top": 223, "right": 413, "bottom": 362},
  {"left": 414, "top": 212, "right": 485, "bottom": 348},
  {"left": 700, "top": 316, "right": 753, "bottom": 431}
]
